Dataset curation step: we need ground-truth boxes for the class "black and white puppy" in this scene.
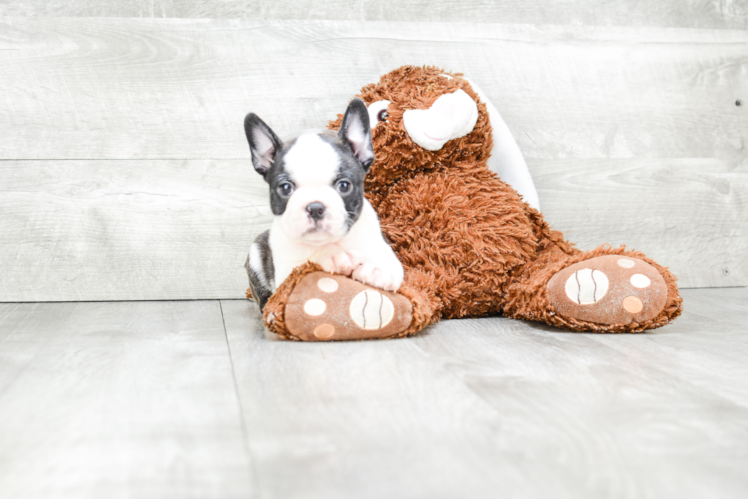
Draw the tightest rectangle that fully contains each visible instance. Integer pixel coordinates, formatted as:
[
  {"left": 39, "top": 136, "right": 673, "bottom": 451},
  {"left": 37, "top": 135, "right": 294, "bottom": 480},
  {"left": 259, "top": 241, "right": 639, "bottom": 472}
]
[{"left": 243, "top": 98, "right": 404, "bottom": 311}]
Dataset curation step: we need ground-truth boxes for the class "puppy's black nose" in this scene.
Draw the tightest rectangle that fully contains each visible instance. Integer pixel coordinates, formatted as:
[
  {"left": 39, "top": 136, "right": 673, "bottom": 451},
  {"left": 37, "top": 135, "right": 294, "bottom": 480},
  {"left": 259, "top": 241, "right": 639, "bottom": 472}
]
[{"left": 306, "top": 202, "right": 326, "bottom": 221}]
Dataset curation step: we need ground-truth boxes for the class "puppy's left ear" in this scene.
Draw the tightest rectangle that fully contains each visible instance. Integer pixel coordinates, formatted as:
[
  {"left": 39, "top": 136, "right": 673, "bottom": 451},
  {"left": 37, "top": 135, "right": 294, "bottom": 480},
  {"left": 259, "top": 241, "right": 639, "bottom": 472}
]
[{"left": 339, "top": 98, "right": 375, "bottom": 170}]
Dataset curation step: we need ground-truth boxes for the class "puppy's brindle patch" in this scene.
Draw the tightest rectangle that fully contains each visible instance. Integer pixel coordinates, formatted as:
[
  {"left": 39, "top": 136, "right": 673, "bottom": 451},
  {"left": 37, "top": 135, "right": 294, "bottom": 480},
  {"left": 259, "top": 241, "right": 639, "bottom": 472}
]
[
  {"left": 245, "top": 230, "right": 274, "bottom": 311},
  {"left": 318, "top": 132, "right": 366, "bottom": 229}
]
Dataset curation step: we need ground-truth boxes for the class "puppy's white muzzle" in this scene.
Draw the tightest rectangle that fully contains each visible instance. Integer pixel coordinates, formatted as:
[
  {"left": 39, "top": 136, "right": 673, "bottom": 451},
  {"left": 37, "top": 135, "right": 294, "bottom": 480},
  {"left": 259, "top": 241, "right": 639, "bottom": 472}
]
[
  {"left": 280, "top": 186, "right": 349, "bottom": 244},
  {"left": 402, "top": 89, "right": 479, "bottom": 151}
]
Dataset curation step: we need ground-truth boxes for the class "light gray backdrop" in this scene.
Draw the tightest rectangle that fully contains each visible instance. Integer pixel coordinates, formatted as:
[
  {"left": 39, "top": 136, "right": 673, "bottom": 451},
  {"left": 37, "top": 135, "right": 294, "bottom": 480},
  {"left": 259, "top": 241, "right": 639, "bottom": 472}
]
[{"left": 0, "top": 1, "right": 746, "bottom": 301}]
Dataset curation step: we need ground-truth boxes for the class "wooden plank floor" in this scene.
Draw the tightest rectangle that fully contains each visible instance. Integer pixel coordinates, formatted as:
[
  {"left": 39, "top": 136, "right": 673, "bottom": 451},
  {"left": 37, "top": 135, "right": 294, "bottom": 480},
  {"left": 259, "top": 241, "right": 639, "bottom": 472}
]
[
  {"left": 0, "top": 301, "right": 255, "bottom": 498},
  {"left": 1, "top": 287, "right": 746, "bottom": 498}
]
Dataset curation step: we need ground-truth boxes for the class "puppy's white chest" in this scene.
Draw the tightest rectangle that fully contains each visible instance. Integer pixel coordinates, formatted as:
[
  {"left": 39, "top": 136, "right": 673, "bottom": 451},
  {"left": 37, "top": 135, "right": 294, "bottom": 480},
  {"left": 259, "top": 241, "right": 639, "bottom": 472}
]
[
  {"left": 269, "top": 222, "right": 342, "bottom": 286},
  {"left": 269, "top": 200, "right": 404, "bottom": 293}
]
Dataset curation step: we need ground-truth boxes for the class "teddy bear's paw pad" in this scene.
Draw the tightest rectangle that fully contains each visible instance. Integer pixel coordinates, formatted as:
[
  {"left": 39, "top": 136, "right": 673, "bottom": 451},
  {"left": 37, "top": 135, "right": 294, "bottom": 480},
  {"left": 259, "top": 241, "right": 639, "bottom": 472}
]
[
  {"left": 285, "top": 272, "right": 412, "bottom": 341},
  {"left": 350, "top": 290, "right": 396, "bottom": 330},
  {"left": 547, "top": 256, "right": 668, "bottom": 326}
]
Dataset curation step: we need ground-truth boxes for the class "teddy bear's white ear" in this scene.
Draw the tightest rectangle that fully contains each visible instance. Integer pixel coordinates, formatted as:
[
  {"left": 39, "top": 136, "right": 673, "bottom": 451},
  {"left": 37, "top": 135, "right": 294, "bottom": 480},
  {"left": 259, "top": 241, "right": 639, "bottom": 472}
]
[
  {"left": 244, "top": 113, "right": 283, "bottom": 179},
  {"left": 339, "top": 98, "right": 375, "bottom": 170},
  {"left": 461, "top": 77, "right": 541, "bottom": 211}
]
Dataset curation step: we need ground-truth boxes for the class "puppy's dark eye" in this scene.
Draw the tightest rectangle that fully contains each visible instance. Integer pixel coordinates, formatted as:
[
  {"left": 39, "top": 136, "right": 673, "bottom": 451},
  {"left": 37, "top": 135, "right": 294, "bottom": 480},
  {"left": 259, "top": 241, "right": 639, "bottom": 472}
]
[
  {"left": 277, "top": 182, "right": 294, "bottom": 196},
  {"left": 377, "top": 109, "right": 388, "bottom": 122},
  {"left": 336, "top": 180, "right": 351, "bottom": 194}
]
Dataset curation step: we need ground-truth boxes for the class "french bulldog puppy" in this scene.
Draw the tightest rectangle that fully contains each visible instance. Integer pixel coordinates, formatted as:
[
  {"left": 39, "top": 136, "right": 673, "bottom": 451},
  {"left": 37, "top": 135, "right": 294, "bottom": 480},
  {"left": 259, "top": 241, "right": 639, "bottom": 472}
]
[{"left": 243, "top": 98, "right": 404, "bottom": 311}]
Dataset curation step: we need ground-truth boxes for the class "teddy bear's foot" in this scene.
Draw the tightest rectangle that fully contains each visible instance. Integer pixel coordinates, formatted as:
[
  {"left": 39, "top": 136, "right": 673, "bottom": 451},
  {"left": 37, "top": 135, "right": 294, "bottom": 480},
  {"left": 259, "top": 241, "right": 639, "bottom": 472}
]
[
  {"left": 546, "top": 255, "right": 669, "bottom": 328},
  {"left": 282, "top": 271, "right": 413, "bottom": 341}
]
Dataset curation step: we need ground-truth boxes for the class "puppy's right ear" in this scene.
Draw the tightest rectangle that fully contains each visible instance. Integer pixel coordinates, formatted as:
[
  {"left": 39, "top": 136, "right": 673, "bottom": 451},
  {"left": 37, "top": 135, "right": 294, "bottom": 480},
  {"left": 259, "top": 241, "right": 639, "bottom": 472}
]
[
  {"left": 244, "top": 113, "right": 283, "bottom": 178},
  {"left": 339, "top": 98, "right": 375, "bottom": 171}
]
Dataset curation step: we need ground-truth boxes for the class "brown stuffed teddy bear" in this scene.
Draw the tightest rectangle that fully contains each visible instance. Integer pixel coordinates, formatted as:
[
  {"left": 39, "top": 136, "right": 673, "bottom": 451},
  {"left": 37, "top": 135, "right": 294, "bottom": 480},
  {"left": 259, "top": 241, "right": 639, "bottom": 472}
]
[{"left": 253, "top": 66, "right": 683, "bottom": 341}]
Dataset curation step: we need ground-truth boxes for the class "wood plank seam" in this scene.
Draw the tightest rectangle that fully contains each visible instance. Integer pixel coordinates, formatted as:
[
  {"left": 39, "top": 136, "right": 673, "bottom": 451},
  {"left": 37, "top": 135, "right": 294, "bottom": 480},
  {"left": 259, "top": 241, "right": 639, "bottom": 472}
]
[{"left": 219, "top": 299, "right": 263, "bottom": 492}]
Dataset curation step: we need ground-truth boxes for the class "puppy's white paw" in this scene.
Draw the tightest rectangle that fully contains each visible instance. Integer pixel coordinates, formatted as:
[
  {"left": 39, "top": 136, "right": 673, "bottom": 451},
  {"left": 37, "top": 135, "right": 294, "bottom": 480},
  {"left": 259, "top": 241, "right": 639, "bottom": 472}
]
[
  {"left": 320, "top": 250, "right": 359, "bottom": 276},
  {"left": 346, "top": 249, "right": 363, "bottom": 269},
  {"left": 352, "top": 262, "right": 402, "bottom": 292}
]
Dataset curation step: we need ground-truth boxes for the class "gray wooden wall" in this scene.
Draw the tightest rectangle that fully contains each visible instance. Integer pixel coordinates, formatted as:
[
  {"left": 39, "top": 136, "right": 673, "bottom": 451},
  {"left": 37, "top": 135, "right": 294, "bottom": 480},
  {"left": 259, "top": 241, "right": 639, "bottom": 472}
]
[{"left": 1, "top": 1, "right": 746, "bottom": 301}]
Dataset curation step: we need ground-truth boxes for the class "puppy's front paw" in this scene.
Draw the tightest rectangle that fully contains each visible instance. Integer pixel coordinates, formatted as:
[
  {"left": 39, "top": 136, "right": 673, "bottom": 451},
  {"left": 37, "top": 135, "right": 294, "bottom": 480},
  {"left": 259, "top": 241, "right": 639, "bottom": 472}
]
[
  {"left": 352, "top": 263, "right": 402, "bottom": 292},
  {"left": 319, "top": 250, "right": 360, "bottom": 276}
]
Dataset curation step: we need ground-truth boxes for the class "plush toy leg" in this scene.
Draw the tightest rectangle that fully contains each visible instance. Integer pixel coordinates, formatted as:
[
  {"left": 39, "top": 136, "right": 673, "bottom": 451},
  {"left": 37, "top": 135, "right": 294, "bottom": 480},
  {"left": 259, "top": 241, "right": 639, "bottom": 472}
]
[
  {"left": 258, "top": 263, "right": 440, "bottom": 341},
  {"left": 504, "top": 245, "right": 683, "bottom": 332}
]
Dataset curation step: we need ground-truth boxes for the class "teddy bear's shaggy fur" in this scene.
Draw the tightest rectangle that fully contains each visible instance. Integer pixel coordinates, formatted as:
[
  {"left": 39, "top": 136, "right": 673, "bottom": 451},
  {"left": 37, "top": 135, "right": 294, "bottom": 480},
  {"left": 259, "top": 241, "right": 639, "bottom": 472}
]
[{"left": 259, "top": 66, "right": 683, "bottom": 339}]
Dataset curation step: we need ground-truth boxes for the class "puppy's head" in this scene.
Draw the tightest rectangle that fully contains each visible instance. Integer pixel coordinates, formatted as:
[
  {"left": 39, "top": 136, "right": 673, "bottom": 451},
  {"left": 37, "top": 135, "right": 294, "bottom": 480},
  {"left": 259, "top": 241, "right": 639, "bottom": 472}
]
[{"left": 244, "top": 98, "right": 374, "bottom": 246}]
